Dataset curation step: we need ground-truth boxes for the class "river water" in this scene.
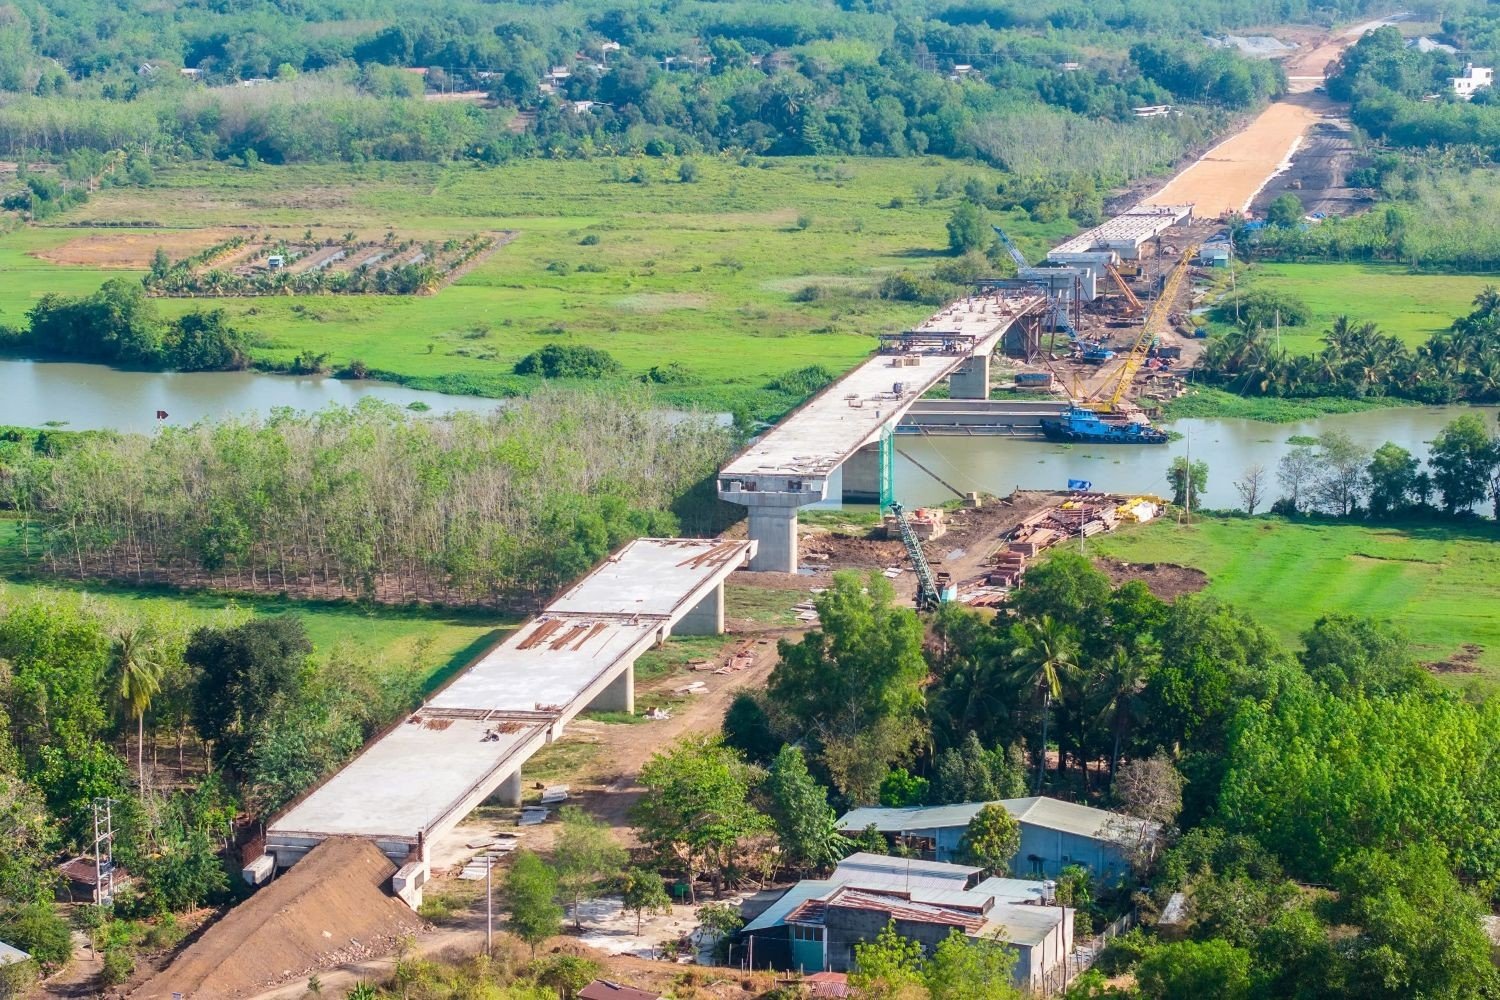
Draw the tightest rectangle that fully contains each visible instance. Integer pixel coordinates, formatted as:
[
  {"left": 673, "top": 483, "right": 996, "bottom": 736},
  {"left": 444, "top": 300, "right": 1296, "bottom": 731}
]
[
  {"left": 0, "top": 359, "right": 502, "bottom": 432},
  {"left": 880, "top": 404, "right": 1498, "bottom": 513}
]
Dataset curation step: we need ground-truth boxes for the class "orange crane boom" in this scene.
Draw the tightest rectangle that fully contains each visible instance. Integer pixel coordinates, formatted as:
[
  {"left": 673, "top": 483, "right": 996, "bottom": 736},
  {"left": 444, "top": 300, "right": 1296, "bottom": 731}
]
[
  {"left": 1093, "top": 244, "right": 1199, "bottom": 411},
  {"left": 1105, "top": 263, "right": 1144, "bottom": 314}
]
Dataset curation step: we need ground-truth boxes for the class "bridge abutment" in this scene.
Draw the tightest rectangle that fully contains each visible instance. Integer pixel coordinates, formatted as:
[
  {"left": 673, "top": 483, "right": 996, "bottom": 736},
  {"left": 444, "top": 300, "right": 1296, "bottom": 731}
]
[
  {"left": 841, "top": 443, "right": 883, "bottom": 504},
  {"left": 675, "top": 583, "right": 726, "bottom": 636},
  {"left": 586, "top": 665, "right": 634, "bottom": 714}
]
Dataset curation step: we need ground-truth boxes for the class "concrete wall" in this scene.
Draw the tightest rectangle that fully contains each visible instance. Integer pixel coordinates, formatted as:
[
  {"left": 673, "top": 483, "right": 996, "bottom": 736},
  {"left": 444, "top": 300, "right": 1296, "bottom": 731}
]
[
  {"left": 841, "top": 444, "right": 882, "bottom": 504},
  {"left": 947, "top": 352, "right": 990, "bottom": 399},
  {"left": 674, "top": 583, "right": 725, "bottom": 636},
  {"left": 823, "top": 908, "right": 959, "bottom": 972},
  {"left": 1016, "top": 826, "right": 1129, "bottom": 880}
]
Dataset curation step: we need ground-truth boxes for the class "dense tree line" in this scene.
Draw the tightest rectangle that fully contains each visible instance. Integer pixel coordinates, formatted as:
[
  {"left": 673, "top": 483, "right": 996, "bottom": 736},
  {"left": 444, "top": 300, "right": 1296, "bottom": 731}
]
[
  {"left": 715, "top": 551, "right": 1500, "bottom": 998},
  {"left": 0, "top": 593, "right": 417, "bottom": 988},
  {"left": 0, "top": 0, "right": 1295, "bottom": 172},
  {"left": 1201, "top": 292, "right": 1500, "bottom": 403},
  {"left": 0, "top": 393, "right": 733, "bottom": 607},
  {"left": 2, "top": 278, "right": 252, "bottom": 371}
]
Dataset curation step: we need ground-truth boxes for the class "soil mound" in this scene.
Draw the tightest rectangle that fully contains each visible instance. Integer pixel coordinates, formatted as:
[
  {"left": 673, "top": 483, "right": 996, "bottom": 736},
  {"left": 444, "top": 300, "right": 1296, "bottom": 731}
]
[{"left": 131, "top": 837, "right": 427, "bottom": 999}]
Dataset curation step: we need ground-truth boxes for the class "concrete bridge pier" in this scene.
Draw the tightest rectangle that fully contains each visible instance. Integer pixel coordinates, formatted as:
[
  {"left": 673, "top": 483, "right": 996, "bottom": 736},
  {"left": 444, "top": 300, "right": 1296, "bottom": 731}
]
[
  {"left": 586, "top": 665, "right": 634, "bottom": 714},
  {"left": 841, "top": 444, "right": 883, "bottom": 504},
  {"left": 674, "top": 583, "right": 726, "bottom": 636},
  {"left": 493, "top": 769, "right": 523, "bottom": 807},
  {"left": 948, "top": 351, "right": 991, "bottom": 399}
]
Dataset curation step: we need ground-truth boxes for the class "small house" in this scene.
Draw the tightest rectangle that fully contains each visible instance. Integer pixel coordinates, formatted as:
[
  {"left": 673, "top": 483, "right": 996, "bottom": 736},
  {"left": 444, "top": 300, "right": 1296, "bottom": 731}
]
[
  {"left": 57, "top": 855, "right": 132, "bottom": 904},
  {"left": 1452, "top": 63, "right": 1494, "bottom": 100},
  {"left": 266, "top": 255, "right": 285, "bottom": 270},
  {"left": 740, "top": 854, "right": 1073, "bottom": 989}
]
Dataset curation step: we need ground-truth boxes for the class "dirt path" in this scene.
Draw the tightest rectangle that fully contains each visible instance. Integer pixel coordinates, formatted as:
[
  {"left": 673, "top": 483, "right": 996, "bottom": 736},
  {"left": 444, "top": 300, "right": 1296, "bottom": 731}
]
[{"left": 1143, "top": 15, "right": 1406, "bottom": 219}]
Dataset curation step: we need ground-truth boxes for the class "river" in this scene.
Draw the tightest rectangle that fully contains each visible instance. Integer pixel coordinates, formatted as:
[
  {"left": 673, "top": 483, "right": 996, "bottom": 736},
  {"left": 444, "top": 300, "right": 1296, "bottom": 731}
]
[
  {"left": 873, "top": 404, "right": 1498, "bottom": 514},
  {"left": 0, "top": 359, "right": 502, "bottom": 432}
]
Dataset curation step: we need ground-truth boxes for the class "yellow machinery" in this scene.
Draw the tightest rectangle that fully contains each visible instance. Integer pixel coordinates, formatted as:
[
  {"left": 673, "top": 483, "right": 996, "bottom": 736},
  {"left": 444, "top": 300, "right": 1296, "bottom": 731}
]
[
  {"left": 1088, "top": 244, "right": 1199, "bottom": 413},
  {"left": 1105, "top": 263, "right": 1144, "bottom": 314}
]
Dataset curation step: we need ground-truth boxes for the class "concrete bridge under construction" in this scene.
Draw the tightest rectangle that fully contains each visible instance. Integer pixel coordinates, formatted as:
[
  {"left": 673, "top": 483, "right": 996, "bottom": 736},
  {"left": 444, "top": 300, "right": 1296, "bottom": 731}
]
[
  {"left": 717, "top": 290, "right": 1048, "bottom": 573},
  {"left": 249, "top": 537, "right": 754, "bottom": 904}
]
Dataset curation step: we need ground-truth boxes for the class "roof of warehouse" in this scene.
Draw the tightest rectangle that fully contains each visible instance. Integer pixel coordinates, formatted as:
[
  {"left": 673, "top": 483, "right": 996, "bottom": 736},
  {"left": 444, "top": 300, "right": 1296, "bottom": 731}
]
[{"left": 837, "top": 797, "right": 1152, "bottom": 844}]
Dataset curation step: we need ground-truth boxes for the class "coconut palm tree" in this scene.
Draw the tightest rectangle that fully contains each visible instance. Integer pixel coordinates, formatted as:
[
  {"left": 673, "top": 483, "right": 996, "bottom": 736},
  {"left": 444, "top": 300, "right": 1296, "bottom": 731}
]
[
  {"left": 1089, "top": 641, "right": 1157, "bottom": 778},
  {"left": 1011, "top": 614, "right": 1078, "bottom": 793},
  {"left": 113, "top": 620, "right": 168, "bottom": 788}
]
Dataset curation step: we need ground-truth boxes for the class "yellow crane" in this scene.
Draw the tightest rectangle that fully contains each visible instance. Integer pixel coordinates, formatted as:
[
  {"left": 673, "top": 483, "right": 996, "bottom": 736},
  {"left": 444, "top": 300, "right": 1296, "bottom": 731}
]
[
  {"left": 1105, "top": 262, "right": 1145, "bottom": 314},
  {"left": 1089, "top": 244, "right": 1199, "bottom": 413}
]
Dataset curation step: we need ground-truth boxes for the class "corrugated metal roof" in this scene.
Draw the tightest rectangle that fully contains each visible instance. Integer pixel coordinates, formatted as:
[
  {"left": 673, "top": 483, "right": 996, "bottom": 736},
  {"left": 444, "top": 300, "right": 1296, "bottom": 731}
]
[
  {"left": 837, "top": 797, "right": 1153, "bottom": 846},
  {"left": 830, "top": 888, "right": 989, "bottom": 933},
  {"left": 973, "top": 877, "right": 1049, "bottom": 904},
  {"left": 981, "top": 902, "right": 1066, "bottom": 947},
  {"left": 834, "top": 852, "right": 979, "bottom": 888},
  {"left": 743, "top": 879, "right": 837, "bottom": 932},
  {"left": 0, "top": 941, "right": 29, "bottom": 965}
]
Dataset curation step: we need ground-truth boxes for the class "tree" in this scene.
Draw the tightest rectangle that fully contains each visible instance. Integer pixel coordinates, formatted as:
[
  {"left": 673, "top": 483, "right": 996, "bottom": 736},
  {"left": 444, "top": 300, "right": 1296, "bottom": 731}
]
[
  {"left": 1231, "top": 464, "right": 1266, "bottom": 515},
  {"left": 1006, "top": 551, "right": 1111, "bottom": 634},
  {"left": 1334, "top": 843, "right": 1500, "bottom": 1000},
  {"left": 721, "top": 691, "right": 779, "bottom": 764},
  {"left": 770, "top": 572, "right": 926, "bottom": 797},
  {"left": 1428, "top": 413, "right": 1497, "bottom": 513},
  {"left": 532, "top": 954, "right": 601, "bottom": 1000},
  {"left": 766, "top": 746, "right": 848, "bottom": 873},
  {"left": 553, "top": 806, "right": 627, "bottom": 929},
  {"left": 1090, "top": 642, "right": 1155, "bottom": 778},
  {"left": 630, "top": 734, "right": 769, "bottom": 902},
  {"left": 1265, "top": 192, "right": 1304, "bottom": 228},
  {"left": 506, "top": 851, "right": 562, "bottom": 957},
  {"left": 1167, "top": 456, "right": 1208, "bottom": 510},
  {"left": 188, "top": 615, "right": 311, "bottom": 770},
  {"left": 620, "top": 867, "right": 671, "bottom": 934},
  {"left": 957, "top": 804, "right": 1021, "bottom": 874},
  {"left": 850, "top": 921, "right": 928, "bottom": 1000},
  {"left": 135, "top": 828, "right": 229, "bottom": 915},
  {"left": 1311, "top": 430, "right": 1369, "bottom": 516},
  {"left": 1299, "top": 614, "right": 1419, "bottom": 696},
  {"left": 1365, "top": 442, "right": 1420, "bottom": 516},
  {"left": 1135, "top": 938, "right": 1252, "bottom": 1000},
  {"left": 0, "top": 902, "right": 70, "bottom": 970},
  {"left": 946, "top": 201, "right": 989, "bottom": 255},
  {"left": 1111, "top": 752, "right": 1181, "bottom": 870},
  {"left": 923, "top": 931, "right": 1022, "bottom": 1000},
  {"left": 1011, "top": 615, "right": 1077, "bottom": 791},
  {"left": 110, "top": 617, "right": 173, "bottom": 788},
  {"left": 1276, "top": 445, "right": 1320, "bottom": 512}
]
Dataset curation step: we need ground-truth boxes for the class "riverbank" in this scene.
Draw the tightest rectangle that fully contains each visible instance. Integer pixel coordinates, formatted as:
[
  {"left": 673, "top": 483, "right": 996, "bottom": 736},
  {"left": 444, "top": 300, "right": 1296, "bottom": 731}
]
[
  {"left": 1089, "top": 514, "right": 1500, "bottom": 679},
  {"left": 1159, "top": 386, "right": 1418, "bottom": 422}
]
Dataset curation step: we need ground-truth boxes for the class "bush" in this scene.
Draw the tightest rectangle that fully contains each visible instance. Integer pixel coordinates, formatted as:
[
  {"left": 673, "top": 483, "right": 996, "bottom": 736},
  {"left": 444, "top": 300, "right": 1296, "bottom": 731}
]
[
  {"left": 100, "top": 947, "right": 135, "bottom": 987},
  {"left": 514, "top": 344, "right": 623, "bottom": 379},
  {"left": 1208, "top": 289, "right": 1310, "bottom": 328},
  {"left": 767, "top": 365, "right": 835, "bottom": 396}
]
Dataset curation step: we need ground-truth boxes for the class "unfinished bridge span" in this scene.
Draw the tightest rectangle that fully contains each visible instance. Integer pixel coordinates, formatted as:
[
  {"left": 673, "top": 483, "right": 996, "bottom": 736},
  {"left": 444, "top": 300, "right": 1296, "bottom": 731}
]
[{"left": 718, "top": 290, "right": 1048, "bottom": 572}]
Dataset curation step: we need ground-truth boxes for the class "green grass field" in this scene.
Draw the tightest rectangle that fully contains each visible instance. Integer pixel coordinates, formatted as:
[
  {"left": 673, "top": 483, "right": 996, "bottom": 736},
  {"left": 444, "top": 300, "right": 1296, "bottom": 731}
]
[
  {"left": 0, "top": 157, "right": 1073, "bottom": 412},
  {"left": 0, "top": 523, "right": 507, "bottom": 691},
  {"left": 1089, "top": 515, "right": 1500, "bottom": 676},
  {"left": 1237, "top": 262, "right": 1496, "bottom": 354}
]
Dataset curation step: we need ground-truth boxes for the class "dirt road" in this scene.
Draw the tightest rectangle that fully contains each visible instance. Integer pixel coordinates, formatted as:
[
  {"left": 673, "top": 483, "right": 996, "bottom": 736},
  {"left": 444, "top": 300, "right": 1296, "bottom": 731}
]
[{"left": 1143, "top": 15, "right": 1405, "bottom": 218}]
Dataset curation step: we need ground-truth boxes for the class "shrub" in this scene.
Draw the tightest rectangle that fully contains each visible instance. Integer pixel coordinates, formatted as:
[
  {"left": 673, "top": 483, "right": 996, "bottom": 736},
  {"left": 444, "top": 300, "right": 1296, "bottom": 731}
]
[
  {"left": 767, "top": 365, "right": 835, "bottom": 396},
  {"left": 1209, "top": 289, "right": 1310, "bottom": 328},
  {"left": 100, "top": 948, "right": 135, "bottom": 986},
  {"left": 514, "top": 344, "right": 623, "bottom": 379}
]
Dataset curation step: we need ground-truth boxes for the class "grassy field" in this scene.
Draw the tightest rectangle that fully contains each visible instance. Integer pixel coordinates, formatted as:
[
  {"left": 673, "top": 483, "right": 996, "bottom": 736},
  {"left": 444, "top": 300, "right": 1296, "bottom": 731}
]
[
  {"left": 1089, "top": 515, "right": 1500, "bottom": 676},
  {"left": 0, "top": 157, "right": 1073, "bottom": 414},
  {"left": 1237, "top": 262, "right": 1496, "bottom": 354},
  {"left": 0, "top": 523, "right": 507, "bottom": 692}
]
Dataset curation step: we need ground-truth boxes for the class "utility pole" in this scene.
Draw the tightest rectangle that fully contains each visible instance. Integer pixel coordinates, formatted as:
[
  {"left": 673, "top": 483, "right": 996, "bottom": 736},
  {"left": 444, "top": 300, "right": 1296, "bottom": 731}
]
[{"left": 485, "top": 854, "right": 494, "bottom": 955}]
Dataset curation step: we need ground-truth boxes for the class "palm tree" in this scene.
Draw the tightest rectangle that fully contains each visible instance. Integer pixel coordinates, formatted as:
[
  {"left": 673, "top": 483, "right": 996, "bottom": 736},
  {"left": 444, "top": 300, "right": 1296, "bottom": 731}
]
[
  {"left": 1089, "top": 641, "right": 1156, "bottom": 778},
  {"left": 113, "top": 620, "right": 168, "bottom": 788},
  {"left": 1011, "top": 615, "right": 1078, "bottom": 793}
]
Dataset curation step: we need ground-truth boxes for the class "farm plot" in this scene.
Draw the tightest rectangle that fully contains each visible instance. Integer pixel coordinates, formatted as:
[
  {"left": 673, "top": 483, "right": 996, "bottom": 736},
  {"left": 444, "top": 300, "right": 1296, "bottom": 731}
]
[{"left": 142, "top": 228, "right": 514, "bottom": 296}]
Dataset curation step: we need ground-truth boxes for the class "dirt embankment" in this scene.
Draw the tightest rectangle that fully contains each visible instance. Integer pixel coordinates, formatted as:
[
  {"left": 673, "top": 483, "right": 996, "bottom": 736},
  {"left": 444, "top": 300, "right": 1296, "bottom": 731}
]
[
  {"left": 1095, "top": 556, "right": 1208, "bottom": 601},
  {"left": 130, "top": 838, "right": 428, "bottom": 1000}
]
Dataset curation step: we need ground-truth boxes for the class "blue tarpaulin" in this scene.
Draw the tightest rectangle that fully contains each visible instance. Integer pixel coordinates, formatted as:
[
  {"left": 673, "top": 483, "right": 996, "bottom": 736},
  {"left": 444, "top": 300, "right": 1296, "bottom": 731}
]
[{"left": 1068, "top": 479, "right": 1092, "bottom": 491}]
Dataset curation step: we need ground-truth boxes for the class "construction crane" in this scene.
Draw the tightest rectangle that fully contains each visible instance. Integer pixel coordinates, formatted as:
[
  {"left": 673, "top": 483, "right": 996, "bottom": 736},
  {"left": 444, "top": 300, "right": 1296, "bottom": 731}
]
[
  {"left": 1104, "top": 262, "right": 1144, "bottom": 314},
  {"left": 889, "top": 501, "right": 941, "bottom": 611},
  {"left": 994, "top": 225, "right": 1079, "bottom": 343},
  {"left": 1089, "top": 244, "right": 1199, "bottom": 413},
  {"left": 991, "top": 225, "right": 1029, "bottom": 272}
]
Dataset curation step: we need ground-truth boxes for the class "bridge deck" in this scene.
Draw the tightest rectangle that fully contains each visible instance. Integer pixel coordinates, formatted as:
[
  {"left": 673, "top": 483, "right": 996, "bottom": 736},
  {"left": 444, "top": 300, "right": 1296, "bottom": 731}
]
[
  {"left": 720, "top": 292, "right": 1045, "bottom": 483},
  {"left": 267, "top": 537, "right": 753, "bottom": 847}
]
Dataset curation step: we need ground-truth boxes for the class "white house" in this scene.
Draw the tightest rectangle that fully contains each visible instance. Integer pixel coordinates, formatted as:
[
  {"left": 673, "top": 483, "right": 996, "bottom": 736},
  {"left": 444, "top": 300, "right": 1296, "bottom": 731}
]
[{"left": 1452, "top": 63, "right": 1494, "bottom": 100}]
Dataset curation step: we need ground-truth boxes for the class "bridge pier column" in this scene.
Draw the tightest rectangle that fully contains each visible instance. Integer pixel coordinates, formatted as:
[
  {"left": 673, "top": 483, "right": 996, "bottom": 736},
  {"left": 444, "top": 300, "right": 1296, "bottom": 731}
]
[
  {"left": 746, "top": 502, "right": 801, "bottom": 573},
  {"left": 949, "top": 352, "right": 991, "bottom": 399},
  {"left": 675, "top": 584, "right": 725, "bottom": 636},
  {"left": 841, "top": 444, "right": 883, "bottom": 504},
  {"left": 493, "top": 769, "right": 523, "bottom": 807},
  {"left": 587, "top": 665, "right": 634, "bottom": 714}
]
